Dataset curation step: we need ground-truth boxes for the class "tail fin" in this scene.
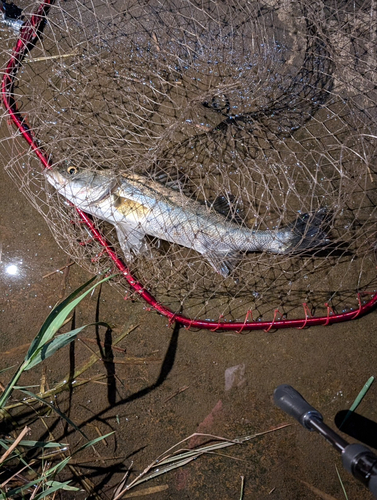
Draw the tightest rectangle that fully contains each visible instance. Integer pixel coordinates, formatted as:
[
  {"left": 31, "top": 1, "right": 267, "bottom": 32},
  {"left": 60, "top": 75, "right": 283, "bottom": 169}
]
[{"left": 284, "top": 208, "right": 331, "bottom": 253}]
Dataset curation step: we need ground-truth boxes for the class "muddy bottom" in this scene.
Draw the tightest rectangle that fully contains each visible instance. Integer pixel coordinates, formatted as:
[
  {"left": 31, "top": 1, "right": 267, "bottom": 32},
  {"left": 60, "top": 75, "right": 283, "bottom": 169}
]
[{"left": 1, "top": 149, "right": 377, "bottom": 500}]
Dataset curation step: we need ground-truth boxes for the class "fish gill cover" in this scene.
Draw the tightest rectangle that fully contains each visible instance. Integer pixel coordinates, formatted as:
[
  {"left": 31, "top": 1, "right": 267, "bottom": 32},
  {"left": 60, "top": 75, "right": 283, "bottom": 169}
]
[{"left": 1, "top": 0, "right": 377, "bottom": 328}]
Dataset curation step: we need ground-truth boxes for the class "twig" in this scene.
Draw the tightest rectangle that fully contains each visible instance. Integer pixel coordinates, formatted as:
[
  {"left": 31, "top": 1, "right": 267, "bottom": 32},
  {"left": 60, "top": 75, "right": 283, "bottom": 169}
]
[
  {"left": 300, "top": 480, "right": 339, "bottom": 500},
  {"left": 59, "top": 258, "right": 74, "bottom": 299},
  {"left": 39, "top": 366, "right": 47, "bottom": 394},
  {"left": 26, "top": 51, "right": 79, "bottom": 63},
  {"left": 163, "top": 385, "right": 189, "bottom": 403},
  {"left": 0, "top": 459, "right": 37, "bottom": 489},
  {"left": 0, "top": 426, "right": 30, "bottom": 463},
  {"left": 42, "top": 261, "right": 75, "bottom": 279},
  {"left": 122, "top": 485, "right": 169, "bottom": 498},
  {"left": 70, "top": 455, "right": 124, "bottom": 465}
]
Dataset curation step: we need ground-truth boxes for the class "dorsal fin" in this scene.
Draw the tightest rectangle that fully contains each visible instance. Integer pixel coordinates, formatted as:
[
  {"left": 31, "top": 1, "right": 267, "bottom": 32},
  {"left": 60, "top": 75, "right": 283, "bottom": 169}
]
[
  {"left": 209, "top": 194, "right": 245, "bottom": 225},
  {"left": 148, "top": 164, "right": 192, "bottom": 196}
]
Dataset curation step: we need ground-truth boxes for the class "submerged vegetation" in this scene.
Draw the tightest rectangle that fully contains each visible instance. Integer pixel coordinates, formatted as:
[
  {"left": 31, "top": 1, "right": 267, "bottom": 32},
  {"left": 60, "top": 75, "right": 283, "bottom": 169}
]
[
  {"left": 0, "top": 276, "right": 114, "bottom": 498},
  {"left": 0, "top": 276, "right": 289, "bottom": 499},
  {"left": 1, "top": 274, "right": 361, "bottom": 498}
]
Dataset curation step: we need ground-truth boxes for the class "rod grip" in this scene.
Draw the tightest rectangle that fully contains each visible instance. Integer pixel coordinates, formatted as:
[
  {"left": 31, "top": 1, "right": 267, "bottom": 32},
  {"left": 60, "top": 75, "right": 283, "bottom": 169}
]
[{"left": 274, "top": 384, "right": 323, "bottom": 429}]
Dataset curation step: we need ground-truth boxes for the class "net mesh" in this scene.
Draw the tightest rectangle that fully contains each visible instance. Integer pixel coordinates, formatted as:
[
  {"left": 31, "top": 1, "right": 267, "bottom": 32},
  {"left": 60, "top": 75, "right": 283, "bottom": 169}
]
[{"left": 2, "top": 0, "right": 377, "bottom": 327}]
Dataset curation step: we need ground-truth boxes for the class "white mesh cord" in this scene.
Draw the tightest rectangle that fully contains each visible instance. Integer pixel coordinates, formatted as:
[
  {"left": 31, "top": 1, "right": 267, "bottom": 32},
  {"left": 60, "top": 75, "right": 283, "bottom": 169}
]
[{"left": 1, "top": 0, "right": 377, "bottom": 329}]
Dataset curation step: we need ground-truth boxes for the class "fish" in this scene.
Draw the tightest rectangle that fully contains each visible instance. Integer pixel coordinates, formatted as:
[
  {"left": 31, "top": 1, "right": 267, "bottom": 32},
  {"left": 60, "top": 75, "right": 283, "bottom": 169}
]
[{"left": 45, "top": 165, "right": 330, "bottom": 277}]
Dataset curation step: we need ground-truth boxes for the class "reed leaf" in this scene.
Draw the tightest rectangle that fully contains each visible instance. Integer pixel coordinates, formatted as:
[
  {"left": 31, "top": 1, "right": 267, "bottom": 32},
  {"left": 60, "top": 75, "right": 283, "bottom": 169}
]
[
  {"left": 0, "top": 439, "right": 67, "bottom": 449},
  {"left": 0, "top": 275, "right": 115, "bottom": 407},
  {"left": 33, "top": 481, "right": 80, "bottom": 499},
  {"left": 26, "top": 275, "right": 114, "bottom": 360},
  {"left": 26, "top": 275, "right": 97, "bottom": 358},
  {"left": 25, "top": 324, "right": 108, "bottom": 370},
  {"left": 25, "top": 326, "right": 88, "bottom": 370}
]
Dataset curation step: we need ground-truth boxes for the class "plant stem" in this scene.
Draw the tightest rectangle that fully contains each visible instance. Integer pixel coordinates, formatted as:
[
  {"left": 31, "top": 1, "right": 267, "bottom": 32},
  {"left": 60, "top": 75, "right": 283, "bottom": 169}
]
[{"left": 0, "top": 362, "right": 27, "bottom": 408}]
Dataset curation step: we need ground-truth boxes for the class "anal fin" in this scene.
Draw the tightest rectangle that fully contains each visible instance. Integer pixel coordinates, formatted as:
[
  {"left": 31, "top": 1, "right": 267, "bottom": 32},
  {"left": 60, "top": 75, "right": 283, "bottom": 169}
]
[{"left": 205, "top": 250, "right": 240, "bottom": 278}]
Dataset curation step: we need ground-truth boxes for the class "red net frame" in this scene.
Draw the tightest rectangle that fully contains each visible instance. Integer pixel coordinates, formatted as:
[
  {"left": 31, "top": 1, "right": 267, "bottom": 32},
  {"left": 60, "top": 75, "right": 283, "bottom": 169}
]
[{"left": 3, "top": 0, "right": 377, "bottom": 331}]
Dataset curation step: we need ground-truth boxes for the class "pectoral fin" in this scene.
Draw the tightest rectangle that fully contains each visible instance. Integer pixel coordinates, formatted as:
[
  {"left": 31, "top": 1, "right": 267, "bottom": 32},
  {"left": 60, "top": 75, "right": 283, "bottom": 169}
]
[{"left": 115, "top": 223, "right": 148, "bottom": 261}]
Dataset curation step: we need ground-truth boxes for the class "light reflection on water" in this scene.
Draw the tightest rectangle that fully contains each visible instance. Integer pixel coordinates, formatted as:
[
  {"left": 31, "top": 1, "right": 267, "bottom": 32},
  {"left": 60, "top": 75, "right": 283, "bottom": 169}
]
[
  {"left": 5, "top": 263, "right": 19, "bottom": 276},
  {"left": 0, "top": 259, "right": 24, "bottom": 282}
]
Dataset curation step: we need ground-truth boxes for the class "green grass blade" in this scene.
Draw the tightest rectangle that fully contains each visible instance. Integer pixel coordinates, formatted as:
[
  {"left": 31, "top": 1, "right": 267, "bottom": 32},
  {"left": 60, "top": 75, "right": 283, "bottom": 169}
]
[
  {"left": 73, "top": 431, "right": 115, "bottom": 455},
  {"left": 335, "top": 465, "right": 349, "bottom": 500},
  {"left": 340, "top": 376, "right": 374, "bottom": 429},
  {"left": 45, "top": 480, "right": 79, "bottom": 490},
  {"left": 19, "top": 390, "right": 88, "bottom": 440},
  {"left": 349, "top": 376, "right": 374, "bottom": 412},
  {"left": 27, "top": 274, "right": 114, "bottom": 358},
  {"left": 25, "top": 326, "right": 89, "bottom": 370},
  {"left": 0, "top": 365, "right": 16, "bottom": 375},
  {"left": 6, "top": 457, "right": 71, "bottom": 497},
  {"left": 43, "top": 456, "right": 72, "bottom": 476},
  {"left": 33, "top": 481, "right": 80, "bottom": 499},
  {"left": 1, "top": 439, "right": 67, "bottom": 448}
]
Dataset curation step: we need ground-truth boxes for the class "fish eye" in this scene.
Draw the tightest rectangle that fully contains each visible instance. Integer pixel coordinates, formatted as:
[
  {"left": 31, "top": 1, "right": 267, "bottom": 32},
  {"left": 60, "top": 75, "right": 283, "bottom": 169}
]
[{"left": 67, "top": 166, "right": 78, "bottom": 175}]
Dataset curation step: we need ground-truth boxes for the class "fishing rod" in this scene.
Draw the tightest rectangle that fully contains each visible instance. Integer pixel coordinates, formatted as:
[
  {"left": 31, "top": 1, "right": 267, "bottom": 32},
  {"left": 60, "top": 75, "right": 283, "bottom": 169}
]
[{"left": 274, "top": 384, "right": 377, "bottom": 498}]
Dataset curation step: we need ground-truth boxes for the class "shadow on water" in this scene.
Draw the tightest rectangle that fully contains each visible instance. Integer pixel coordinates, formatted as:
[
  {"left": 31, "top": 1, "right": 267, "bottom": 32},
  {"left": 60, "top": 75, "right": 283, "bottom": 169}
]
[
  {"left": 95, "top": 284, "right": 116, "bottom": 406},
  {"left": 0, "top": 317, "right": 182, "bottom": 495},
  {"left": 70, "top": 319, "right": 182, "bottom": 495}
]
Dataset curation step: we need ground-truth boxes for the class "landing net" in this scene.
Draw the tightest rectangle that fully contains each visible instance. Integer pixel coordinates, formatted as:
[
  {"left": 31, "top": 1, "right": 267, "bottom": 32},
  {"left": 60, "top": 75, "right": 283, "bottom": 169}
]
[{"left": 2, "top": 0, "right": 377, "bottom": 330}]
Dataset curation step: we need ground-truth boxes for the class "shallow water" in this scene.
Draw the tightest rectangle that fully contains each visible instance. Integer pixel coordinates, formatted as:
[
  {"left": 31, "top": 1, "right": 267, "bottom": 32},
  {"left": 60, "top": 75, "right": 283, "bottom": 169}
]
[
  {"left": 1, "top": 0, "right": 377, "bottom": 496},
  {"left": 1, "top": 150, "right": 377, "bottom": 499}
]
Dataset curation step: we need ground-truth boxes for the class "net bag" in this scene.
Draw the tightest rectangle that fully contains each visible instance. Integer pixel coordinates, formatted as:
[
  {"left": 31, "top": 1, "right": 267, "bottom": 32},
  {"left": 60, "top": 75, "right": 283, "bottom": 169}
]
[{"left": 2, "top": 0, "right": 377, "bottom": 330}]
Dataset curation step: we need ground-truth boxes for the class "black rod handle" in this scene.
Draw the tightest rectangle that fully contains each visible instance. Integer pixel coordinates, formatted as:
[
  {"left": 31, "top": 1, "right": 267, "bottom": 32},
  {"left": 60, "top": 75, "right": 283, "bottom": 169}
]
[{"left": 274, "top": 384, "right": 323, "bottom": 430}]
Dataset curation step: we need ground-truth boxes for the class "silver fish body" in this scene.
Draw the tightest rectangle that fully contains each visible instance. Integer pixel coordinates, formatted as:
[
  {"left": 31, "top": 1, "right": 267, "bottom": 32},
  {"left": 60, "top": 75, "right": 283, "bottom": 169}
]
[{"left": 46, "top": 166, "right": 329, "bottom": 276}]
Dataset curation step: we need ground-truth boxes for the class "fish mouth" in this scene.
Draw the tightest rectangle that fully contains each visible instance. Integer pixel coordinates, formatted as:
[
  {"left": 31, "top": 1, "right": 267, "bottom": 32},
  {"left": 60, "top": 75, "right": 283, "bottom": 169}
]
[
  {"left": 45, "top": 169, "right": 117, "bottom": 205},
  {"left": 45, "top": 169, "right": 67, "bottom": 190}
]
